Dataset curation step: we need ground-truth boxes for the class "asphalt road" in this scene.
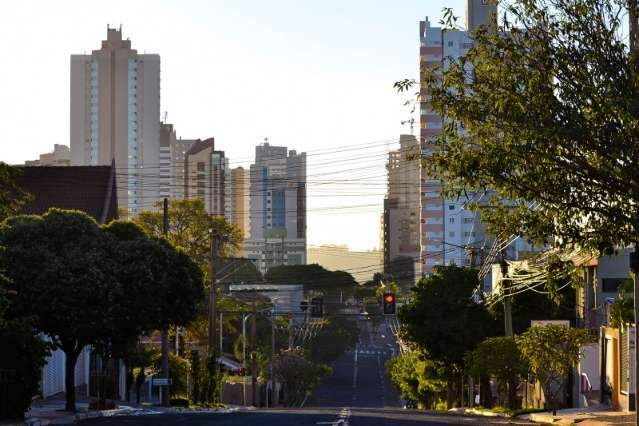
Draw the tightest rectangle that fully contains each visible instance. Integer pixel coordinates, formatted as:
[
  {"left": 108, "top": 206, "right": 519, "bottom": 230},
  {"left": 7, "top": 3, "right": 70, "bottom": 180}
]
[
  {"left": 81, "top": 317, "right": 534, "bottom": 424},
  {"left": 308, "top": 317, "right": 401, "bottom": 408},
  {"left": 81, "top": 407, "right": 533, "bottom": 425}
]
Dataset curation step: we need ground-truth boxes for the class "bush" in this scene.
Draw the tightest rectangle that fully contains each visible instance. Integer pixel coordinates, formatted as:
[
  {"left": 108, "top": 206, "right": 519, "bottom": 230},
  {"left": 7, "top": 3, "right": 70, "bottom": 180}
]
[
  {"left": 0, "top": 318, "right": 49, "bottom": 420},
  {"left": 170, "top": 397, "right": 189, "bottom": 407}
]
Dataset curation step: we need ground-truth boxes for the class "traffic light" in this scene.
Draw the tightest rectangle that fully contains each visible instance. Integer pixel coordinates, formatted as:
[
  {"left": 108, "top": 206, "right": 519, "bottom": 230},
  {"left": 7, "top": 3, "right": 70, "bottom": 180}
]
[
  {"left": 310, "top": 297, "right": 324, "bottom": 318},
  {"left": 383, "top": 292, "right": 396, "bottom": 315}
]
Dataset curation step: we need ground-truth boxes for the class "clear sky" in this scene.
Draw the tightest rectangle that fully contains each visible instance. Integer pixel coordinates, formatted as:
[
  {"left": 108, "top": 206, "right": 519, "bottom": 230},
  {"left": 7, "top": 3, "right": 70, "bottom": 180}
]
[{"left": 1, "top": 0, "right": 464, "bottom": 251}]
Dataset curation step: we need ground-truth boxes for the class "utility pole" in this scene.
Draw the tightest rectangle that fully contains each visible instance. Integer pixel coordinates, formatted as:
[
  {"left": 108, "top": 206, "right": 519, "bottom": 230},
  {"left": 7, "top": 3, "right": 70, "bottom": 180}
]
[
  {"left": 161, "top": 198, "right": 170, "bottom": 406},
  {"left": 208, "top": 233, "right": 219, "bottom": 352},
  {"left": 630, "top": 3, "right": 639, "bottom": 422},
  {"left": 500, "top": 249, "right": 513, "bottom": 337},
  {"left": 251, "top": 300, "right": 257, "bottom": 407}
]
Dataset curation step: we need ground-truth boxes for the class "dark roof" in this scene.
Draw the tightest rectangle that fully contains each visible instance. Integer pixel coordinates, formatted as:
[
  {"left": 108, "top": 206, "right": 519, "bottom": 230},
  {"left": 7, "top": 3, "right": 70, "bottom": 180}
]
[
  {"left": 15, "top": 165, "right": 118, "bottom": 224},
  {"left": 186, "top": 137, "right": 215, "bottom": 156}
]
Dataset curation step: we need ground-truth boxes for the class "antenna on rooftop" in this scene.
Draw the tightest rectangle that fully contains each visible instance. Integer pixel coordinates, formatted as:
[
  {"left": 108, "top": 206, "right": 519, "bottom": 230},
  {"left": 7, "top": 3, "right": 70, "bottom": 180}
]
[
  {"left": 163, "top": 111, "right": 168, "bottom": 124},
  {"left": 401, "top": 117, "right": 416, "bottom": 134}
]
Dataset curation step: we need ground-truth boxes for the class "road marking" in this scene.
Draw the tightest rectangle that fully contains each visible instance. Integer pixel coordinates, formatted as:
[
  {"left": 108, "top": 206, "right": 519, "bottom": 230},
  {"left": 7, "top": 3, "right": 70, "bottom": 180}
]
[{"left": 316, "top": 408, "right": 351, "bottom": 425}]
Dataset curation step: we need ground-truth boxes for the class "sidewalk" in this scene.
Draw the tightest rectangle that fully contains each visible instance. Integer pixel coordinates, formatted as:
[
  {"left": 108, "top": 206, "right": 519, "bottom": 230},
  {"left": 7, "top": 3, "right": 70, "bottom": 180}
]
[{"left": 521, "top": 404, "right": 635, "bottom": 425}]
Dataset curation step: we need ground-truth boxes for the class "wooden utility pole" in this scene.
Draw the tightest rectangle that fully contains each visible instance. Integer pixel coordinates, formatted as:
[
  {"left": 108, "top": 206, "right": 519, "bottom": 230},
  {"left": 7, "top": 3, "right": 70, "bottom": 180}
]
[
  {"left": 629, "top": 2, "right": 639, "bottom": 421},
  {"left": 251, "top": 300, "right": 258, "bottom": 406},
  {"left": 160, "top": 198, "right": 170, "bottom": 406},
  {"left": 500, "top": 249, "right": 513, "bottom": 337},
  {"left": 208, "top": 234, "right": 219, "bottom": 352}
]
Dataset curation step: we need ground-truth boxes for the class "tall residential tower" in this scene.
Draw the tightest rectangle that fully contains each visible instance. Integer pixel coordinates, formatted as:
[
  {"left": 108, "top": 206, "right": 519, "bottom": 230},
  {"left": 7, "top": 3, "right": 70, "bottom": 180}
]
[
  {"left": 70, "top": 27, "right": 161, "bottom": 215},
  {"left": 418, "top": 0, "right": 495, "bottom": 273}
]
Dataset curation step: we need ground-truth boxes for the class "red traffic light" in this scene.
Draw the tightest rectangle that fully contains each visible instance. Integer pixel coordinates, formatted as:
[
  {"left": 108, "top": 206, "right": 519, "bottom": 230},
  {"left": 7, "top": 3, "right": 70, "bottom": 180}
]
[{"left": 384, "top": 294, "right": 395, "bottom": 304}]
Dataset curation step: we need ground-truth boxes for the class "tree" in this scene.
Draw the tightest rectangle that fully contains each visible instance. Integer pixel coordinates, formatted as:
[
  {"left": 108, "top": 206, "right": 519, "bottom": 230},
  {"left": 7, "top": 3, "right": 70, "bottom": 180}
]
[
  {"left": 385, "top": 352, "right": 447, "bottom": 409},
  {"left": 517, "top": 325, "right": 595, "bottom": 414},
  {"left": 399, "top": 265, "right": 498, "bottom": 408},
  {"left": 0, "top": 163, "right": 30, "bottom": 222},
  {"left": 271, "top": 347, "right": 331, "bottom": 406},
  {"left": 396, "top": 0, "right": 639, "bottom": 253},
  {"left": 0, "top": 210, "right": 115, "bottom": 411},
  {"left": 305, "top": 317, "right": 359, "bottom": 365},
  {"left": 465, "top": 337, "right": 527, "bottom": 409},
  {"left": 134, "top": 199, "right": 242, "bottom": 270},
  {"left": 0, "top": 282, "right": 49, "bottom": 420}
]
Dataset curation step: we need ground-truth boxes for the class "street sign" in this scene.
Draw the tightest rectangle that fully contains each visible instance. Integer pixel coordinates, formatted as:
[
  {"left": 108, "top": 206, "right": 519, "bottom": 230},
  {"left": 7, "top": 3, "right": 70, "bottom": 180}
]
[
  {"left": 152, "top": 378, "right": 171, "bottom": 386},
  {"left": 530, "top": 320, "right": 569, "bottom": 327}
]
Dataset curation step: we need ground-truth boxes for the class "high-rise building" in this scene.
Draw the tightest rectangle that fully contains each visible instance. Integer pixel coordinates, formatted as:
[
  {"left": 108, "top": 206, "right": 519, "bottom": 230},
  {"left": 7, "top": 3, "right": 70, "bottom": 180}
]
[
  {"left": 419, "top": 0, "right": 495, "bottom": 273},
  {"left": 227, "top": 166, "right": 250, "bottom": 255},
  {"left": 70, "top": 27, "right": 161, "bottom": 216},
  {"left": 159, "top": 122, "right": 176, "bottom": 200},
  {"left": 383, "top": 135, "right": 421, "bottom": 286},
  {"left": 171, "top": 138, "right": 196, "bottom": 200},
  {"left": 25, "top": 144, "right": 71, "bottom": 166},
  {"left": 183, "top": 138, "right": 226, "bottom": 216},
  {"left": 245, "top": 143, "right": 306, "bottom": 274}
]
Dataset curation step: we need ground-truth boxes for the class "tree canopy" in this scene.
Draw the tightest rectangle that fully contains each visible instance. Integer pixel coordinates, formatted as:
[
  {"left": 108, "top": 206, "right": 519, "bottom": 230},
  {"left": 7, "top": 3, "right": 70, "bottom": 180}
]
[
  {"left": 0, "top": 163, "right": 30, "bottom": 222},
  {"left": 0, "top": 209, "right": 204, "bottom": 412},
  {"left": 397, "top": 0, "right": 639, "bottom": 251}
]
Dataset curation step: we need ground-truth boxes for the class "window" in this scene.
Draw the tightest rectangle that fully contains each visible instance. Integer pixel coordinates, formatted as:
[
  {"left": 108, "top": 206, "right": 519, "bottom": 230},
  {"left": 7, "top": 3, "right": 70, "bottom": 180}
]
[
  {"left": 449, "top": 232, "right": 455, "bottom": 237},
  {"left": 448, "top": 41, "right": 454, "bottom": 47},
  {"left": 449, "top": 205, "right": 455, "bottom": 210},
  {"left": 449, "top": 218, "right": 455, "bottom": 224}
]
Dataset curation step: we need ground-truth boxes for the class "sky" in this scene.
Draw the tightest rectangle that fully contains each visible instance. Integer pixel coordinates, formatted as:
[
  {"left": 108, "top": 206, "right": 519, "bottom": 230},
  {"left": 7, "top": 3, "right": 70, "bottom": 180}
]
[{"left": 0, "top": 0, "right": 465, "bottom": 251}]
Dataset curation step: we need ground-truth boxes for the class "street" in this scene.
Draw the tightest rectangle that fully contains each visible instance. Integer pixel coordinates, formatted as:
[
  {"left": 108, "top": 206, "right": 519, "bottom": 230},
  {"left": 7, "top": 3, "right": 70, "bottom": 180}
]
[
  {"left": 309, "top": 317, "right": 401, "bottom": 408},
  {"left": 81, "top": 318, "right": 534, "bottom": 425}
]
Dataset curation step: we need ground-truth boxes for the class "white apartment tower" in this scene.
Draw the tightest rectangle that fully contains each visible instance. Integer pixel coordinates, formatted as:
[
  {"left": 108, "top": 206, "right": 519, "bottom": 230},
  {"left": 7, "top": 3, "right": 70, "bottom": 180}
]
[
  {"left": 419, "top": 1, "right": 496, "bottom": 273},
  {"left": 70, "top": 27, "right": 161, "bottom": 215}
]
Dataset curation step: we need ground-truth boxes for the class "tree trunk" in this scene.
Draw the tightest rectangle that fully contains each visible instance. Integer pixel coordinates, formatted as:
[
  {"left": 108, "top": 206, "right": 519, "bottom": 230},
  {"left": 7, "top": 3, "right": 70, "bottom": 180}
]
[
  {"left": 64, "top": 349, "right": 81, "bottom": 412},
  {"left": 480, "top": 375, "right": 493, "bottom": 408},
  {"left": 507, "top": 378, "right": 518, "bottom": 409},
  {"left": 446, "top": 378, "right": 454, "bottom": 409}
]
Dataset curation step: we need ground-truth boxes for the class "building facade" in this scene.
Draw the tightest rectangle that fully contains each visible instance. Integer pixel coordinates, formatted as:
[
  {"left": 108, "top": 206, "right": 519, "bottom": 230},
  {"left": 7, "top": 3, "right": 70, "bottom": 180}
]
[
  {"left": 159, "top": 122, "right": 176, "bottom": 201},
  {"left": 245, "top": 143, "right": 306, "bottom": 274},
  {"left": 171, "top": 138, "right": 196, "bottom": 200},
  {"left": 383, "top": 135, "right": 421, "bottom": 282},
  {"left": 418, "top": 0, "right": 495, "bottom": 273},
  {"left": 227, "top": 166, "right": 250, "bottom": 255},
  {"left": 25, "top": 144, "right": 71, "bottom": 166},
  {"left": 183, "top": 138, "right": 226, "bottom": 216},
  {"left": 70, "top": 27, "right": 161, "bottom": 216}
]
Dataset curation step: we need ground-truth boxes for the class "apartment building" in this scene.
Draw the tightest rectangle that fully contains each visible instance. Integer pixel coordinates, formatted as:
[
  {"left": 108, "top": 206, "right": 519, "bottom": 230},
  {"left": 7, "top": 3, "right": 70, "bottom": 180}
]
[
  {"left": 245, "top": 143, "right": 306, "bottom": 274},
  {"left": 70, "top": 26, "right": 161, "bottom": 216}
]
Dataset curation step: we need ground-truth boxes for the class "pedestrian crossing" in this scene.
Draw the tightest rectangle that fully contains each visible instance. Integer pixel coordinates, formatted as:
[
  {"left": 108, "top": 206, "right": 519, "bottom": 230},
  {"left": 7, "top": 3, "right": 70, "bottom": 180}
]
[{"left": 355, "top": 348, "right": 392, "bottom": 356}]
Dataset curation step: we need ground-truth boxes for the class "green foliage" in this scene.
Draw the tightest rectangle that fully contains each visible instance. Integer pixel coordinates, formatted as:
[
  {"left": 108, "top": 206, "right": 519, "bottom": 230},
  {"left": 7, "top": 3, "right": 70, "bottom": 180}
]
[
  {"left": 0, "top": 316, "right": 49, "bottom": 419},
  {"left": 0, "top": 163, "right": 31, "bottom": 222},
  {"left": 465, "top": 337, "right": 527, "bottom": 408},
  {"left": 153, "top": 353, "right": 189, "bottom": 398},
  {"left": 397, "top": 0, "right": 639, "bottom": 251},
  {"left": 265, "top": 264, "right": 357, "bottom": 289},
  {"left": 272, "top": 347, "right": 331, "bottom": 406},
  {"left": 399, "top": 265, "right": 497, "bottom": 372},
  {"left": 305, "top": 317, "right": 359, "bottom": 365},
  {"left": 609, "top": 277, "right": 634, "bottom": 328},
  {"left": 385, "top": 352, "right": 447, "bottom": 409},
  {"left": 0, "top": 209, "right": 205, "bottom": 411},
  {"left": 517, "top": 325, "right": 595, "bottom": 410},
  {"left": 134, "top": 198, "right": 242, "bottom": 270}
]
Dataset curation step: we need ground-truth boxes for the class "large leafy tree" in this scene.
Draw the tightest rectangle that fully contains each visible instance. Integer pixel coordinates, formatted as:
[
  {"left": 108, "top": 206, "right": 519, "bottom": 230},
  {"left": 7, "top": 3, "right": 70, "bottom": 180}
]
[
  {"left": 517, "top": 325, "right": 595, "bottom": 413},
  {"left": 399, "top": 265, "right": 498, "bottom": 407},
  {"left": 134, "top": 198, "right": 242, "bottom": 270},
  {"left": 385, "top": 352, "right": 447, "bottom": 409},
  {"left": 397, "top": 0, "right": 639, "bottom": 251},
  {"left": 0, "top": 210, "right": 115, "bottom": 412}
]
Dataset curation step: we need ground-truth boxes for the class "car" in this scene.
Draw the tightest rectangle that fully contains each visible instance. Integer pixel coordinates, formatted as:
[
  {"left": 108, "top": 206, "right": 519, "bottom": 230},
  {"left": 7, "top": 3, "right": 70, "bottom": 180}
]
[{"left": 402, "top": 399, "right": 417, "bottom": 409}]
